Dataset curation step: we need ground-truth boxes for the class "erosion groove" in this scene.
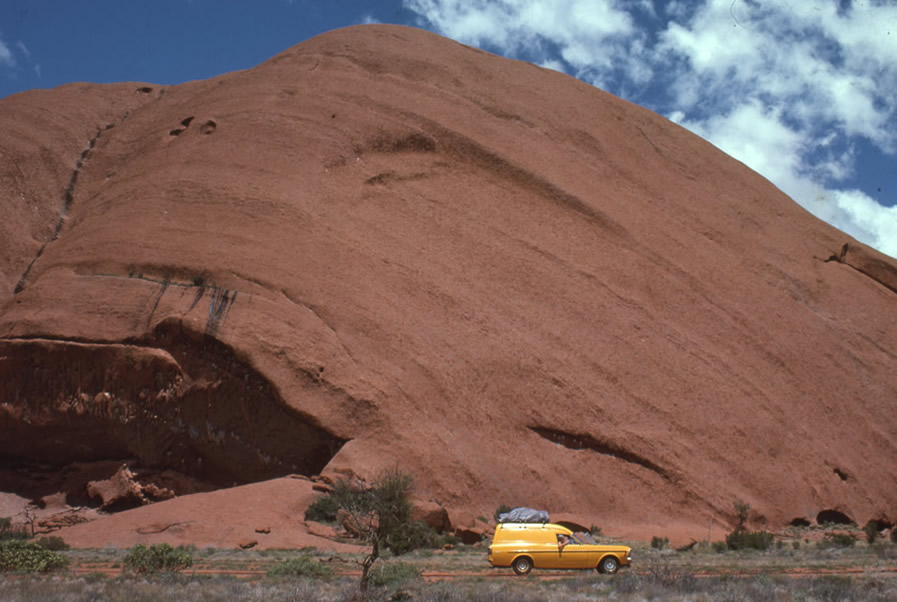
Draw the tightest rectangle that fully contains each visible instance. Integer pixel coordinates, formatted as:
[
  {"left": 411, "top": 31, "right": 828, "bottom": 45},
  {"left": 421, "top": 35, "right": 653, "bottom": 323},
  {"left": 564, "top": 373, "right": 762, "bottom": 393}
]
[
  {"left": 429, "top": 119, "right": 630, "bottom": 238},
  {"left": 14, "top": 122, "right": 116, "bottom": 295},
  {"left": 529, "top": 426, "right": 669, "bottom": 480},
  {"left": 0, "top": 327, "right": 347, "bottom": 504}
]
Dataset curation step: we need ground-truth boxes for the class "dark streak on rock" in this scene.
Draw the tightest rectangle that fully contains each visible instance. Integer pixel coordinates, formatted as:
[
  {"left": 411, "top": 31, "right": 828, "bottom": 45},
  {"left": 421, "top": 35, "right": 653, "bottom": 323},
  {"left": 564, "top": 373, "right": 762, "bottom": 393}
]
[
  {"left": 529, "top": 426, "right": 669, "bottom": 480},
  {"left": 14, "top": 125, "right": 111, "bottom": 295},
  {"left": 145, "top": 278, "right": 170, "bottom": 328},
  {"left": 206, "top": 288, "right": 235, "bottom": 336}
]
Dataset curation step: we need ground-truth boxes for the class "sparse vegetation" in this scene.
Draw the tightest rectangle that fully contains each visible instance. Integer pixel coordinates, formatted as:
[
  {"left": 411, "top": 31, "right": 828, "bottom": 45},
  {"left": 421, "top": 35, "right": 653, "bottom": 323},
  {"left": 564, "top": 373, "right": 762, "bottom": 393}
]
[
  {"left": 821, "top": 532, "right": 857, "bottom": 548},
  {"left": 651, "top": 536, "right": 669, "bottom": 550},
  {"left": 2, "top": 532, "right": 897, "bottom": 600},
  {"left": 35, "top": 536, "right": 69, "bottom": 551},
  {"left": 724, "top": 501, "right": 774, "bottom": 550},
  {"left": 0, "top": 517, "right": 28, "bottom": 541},
  {"left": 734, "top": 500, "right": 751, "bottom": 528},
  {"left": 305, "top": 492, "right": 341, "bottom": 523},
  {"left": 864, "top": 521, "right": 881, "bottom": 545},
  {"left": 726, "top": 529, "right": 775, "bottom": 550},
  {"left": 266, "top": 554, "right": 333, "bottom": 579},
  {"left": 0, "top": 540, "right": 68, "bottom": 573},
  {"left": 369, "top": 561, "right": 422, "bottom": 586},
  {"left": 122, "top": 543, "right": 193, "bottom": 574},
  {"left": 318, "top": 469, "right": 433, "bottom": 591}
]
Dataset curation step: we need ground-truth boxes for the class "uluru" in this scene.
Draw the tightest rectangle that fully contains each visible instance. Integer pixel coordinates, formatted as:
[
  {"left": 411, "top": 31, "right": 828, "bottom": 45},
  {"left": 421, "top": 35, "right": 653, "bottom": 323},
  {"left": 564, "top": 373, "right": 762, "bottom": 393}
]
[{"left": 2, "top": 24, "right": 896, "bottom": 547}]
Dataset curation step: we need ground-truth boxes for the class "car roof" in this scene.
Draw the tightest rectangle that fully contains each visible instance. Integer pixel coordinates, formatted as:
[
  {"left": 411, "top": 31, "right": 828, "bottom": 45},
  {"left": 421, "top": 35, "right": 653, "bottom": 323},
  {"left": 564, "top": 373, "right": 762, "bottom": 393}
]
[{"left": 497, "top": 522, "right": 572, "bottom": 534}]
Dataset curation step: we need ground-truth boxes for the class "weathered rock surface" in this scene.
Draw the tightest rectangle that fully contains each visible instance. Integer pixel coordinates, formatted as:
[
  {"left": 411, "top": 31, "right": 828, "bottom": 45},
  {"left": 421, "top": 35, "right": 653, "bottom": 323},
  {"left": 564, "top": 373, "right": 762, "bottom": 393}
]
[
  {"left": 86, "top": 464, "right": 174, "bottom": 510},
  {"left": 52, "top": 476, "right": 361, "bottom": 551},
  {"left": 1, "top": 24, "right": 896, "bottom": 545}
]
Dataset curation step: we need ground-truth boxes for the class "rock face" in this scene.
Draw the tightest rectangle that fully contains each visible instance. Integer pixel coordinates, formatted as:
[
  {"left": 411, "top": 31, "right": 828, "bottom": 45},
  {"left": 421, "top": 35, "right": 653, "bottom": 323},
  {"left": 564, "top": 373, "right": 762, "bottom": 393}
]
[
  {"left": 86, "top": 464, "right": 174, "bottom": 511},
  {"left": 1, "top": 24, "right": 896, "bottom": 543}
]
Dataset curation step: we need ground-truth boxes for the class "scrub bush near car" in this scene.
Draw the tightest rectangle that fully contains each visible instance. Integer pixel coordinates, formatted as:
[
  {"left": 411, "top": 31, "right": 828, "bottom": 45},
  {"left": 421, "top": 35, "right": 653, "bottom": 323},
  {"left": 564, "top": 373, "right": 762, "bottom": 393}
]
[{"left": 123, "top": 543, "right": 193, "bottom": 574}]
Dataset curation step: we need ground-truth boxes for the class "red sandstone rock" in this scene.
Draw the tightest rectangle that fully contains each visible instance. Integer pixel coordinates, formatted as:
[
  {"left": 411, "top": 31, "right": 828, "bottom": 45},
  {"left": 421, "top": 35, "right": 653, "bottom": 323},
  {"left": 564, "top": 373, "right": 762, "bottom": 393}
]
[
  {"left": 1, "top": 25, "right": 896, "bottom": 548},
  {"left": 86, "top": 464, "right": 174, "bottom": 510},
  {"left": 454, "top": 527, "right": 487, "bottom": 545},
  {"left": 412, "top": 500, "right": 451, "bottom": 533},
  {"left": 304, "top": 520, "right": 339, "bottom": 541}
]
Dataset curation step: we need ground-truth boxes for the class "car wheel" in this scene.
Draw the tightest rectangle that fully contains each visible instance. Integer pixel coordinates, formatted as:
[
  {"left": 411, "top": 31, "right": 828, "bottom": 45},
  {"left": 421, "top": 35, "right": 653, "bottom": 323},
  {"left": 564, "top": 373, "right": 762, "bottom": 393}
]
[
  {"left": 512, "top": 556, "right": 533, "bottom": 576},
  {"left": 598, "top": 556, "right": 619, "bottom": 574}
]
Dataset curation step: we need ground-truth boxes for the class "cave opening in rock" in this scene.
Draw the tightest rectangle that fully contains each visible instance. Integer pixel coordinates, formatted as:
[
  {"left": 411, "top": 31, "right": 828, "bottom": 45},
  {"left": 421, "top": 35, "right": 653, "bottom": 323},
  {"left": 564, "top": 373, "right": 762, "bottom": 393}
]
[
  {"left": 816, "top": 509, "right": 854, "bottom": 526},
  {"left": 0, "top": 327, "right": 346, "bottom": 512},
  {"left": 789, "top": 517, "right": 811, "bottom": 527}
]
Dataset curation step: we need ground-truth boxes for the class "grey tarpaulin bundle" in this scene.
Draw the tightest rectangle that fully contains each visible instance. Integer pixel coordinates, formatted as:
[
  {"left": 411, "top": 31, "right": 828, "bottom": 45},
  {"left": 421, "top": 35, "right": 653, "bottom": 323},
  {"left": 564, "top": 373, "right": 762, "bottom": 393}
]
[{"left": 497, "top": 507, "right": 550, "bottom": 523}]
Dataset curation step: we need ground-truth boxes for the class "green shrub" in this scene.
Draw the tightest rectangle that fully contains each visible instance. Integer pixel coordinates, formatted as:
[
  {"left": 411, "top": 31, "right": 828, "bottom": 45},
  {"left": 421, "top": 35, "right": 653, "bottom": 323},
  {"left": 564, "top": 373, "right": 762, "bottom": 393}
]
[
  {"left": 305, "top": 494, "right": 340, "bottom": 523},
  {"left": 891, "top": 529, "right": 897, "bottom": 544},
  {"left": 820, "top": 533, "right": 856, "bottom": 548},
  {"left": 123, "top": 543, "right": 193, "bottom": 574},
  {"left": 494, "top": 504, "right": 512, "bottom": 521},
  {"left": 0, "top": 540, "right": 68, "bottom": 572},
  {"left": 36, "top": 536, "right": 70, "bottom": 551},
  {"left": 0, "top": 518, "right": 28, "bottom": 541},
  {"left": 711, "top": 541, "right": 728, "bottom": 553},
  {"left": 725, "top": 530, "right": 774, "bottom": 551},
  {"left": 370, "top": 561, "right": 421, "bottom": 587},
  {"left": 266, "top": 555, "right": 333, "bottom": 579},
  {"left": 430, "top": 532, "right": 459, "bottom": 548},
  {"left": 383, "top": 519, "right": 440, "bottom": 556},
  {"left": 651, "top": 536, "right": 669, "bottom": 550},
  {"left": 864, "top": 521, "right": 880, "bottom": 545},
  {"left": 734, "top": 501, "right": 751, "bottom": 531}
]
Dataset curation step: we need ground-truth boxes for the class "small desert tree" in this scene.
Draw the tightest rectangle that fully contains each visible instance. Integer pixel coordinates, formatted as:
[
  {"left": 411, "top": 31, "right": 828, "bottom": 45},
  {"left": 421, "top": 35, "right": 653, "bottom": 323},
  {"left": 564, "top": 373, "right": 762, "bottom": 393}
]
[{"left": 327, "top": 469, "right": 431, "bottom": 592}]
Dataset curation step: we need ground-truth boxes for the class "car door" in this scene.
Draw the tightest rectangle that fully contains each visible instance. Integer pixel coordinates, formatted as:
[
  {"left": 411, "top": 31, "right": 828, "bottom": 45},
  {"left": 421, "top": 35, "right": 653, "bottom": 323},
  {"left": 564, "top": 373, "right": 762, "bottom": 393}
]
[{"left": 555, "top": 534, "right": 589, "bottom": 568}]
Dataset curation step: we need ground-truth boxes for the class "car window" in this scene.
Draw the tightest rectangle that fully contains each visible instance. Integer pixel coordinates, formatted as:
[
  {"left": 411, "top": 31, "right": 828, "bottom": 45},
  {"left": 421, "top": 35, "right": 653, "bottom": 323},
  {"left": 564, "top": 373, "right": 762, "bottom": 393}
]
[{"left": 573, "top": 532, "right": 597, "bottom": 544}]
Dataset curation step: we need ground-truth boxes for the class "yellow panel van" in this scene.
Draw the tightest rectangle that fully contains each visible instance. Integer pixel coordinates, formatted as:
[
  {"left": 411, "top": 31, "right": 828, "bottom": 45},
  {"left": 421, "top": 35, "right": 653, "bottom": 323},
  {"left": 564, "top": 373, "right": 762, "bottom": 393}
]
[{"left": 488, "top": 522, "right": 631, "bottom": 575}]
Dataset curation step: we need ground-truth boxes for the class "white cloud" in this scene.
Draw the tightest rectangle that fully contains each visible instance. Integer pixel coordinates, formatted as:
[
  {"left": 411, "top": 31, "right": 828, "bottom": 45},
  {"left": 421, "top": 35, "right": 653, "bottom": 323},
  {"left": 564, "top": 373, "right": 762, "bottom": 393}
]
[
  {"left": 808, "top": 189, "right": 897, "bottom": 259},
  {"left": 539, "top": 58, "right": 566, "bottom": 73},
  {"left": 15, "top": 41, "right": 29, "bottom": 60},
  {"left": 0, "top": 37, "right": 15, "bottom": 68},
  {"left": 655, "top": 1, "right": 897, "bottom": 256},
  {"left": 404, "top": 0, "right": 641, "bottom": 75},
  {"left": 677, "top": 100, "right": 805, "bottom": 193},
  {"left": 404, "top": 0, "right": 897, "bottom": 259}
]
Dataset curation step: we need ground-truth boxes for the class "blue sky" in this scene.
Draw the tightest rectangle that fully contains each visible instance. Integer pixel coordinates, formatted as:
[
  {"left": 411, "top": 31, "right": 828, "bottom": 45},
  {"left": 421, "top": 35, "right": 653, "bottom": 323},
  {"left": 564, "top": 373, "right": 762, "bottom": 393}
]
[{"left": 2, "top": 1, "right": 895, "bottom": 258}]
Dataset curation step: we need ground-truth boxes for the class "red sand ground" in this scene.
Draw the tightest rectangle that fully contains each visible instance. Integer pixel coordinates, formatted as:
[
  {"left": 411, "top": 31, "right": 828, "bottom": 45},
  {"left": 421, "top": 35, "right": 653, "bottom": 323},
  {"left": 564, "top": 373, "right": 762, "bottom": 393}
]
[{"left": 1, "top": 25, "right": 896, "bottom": 548}]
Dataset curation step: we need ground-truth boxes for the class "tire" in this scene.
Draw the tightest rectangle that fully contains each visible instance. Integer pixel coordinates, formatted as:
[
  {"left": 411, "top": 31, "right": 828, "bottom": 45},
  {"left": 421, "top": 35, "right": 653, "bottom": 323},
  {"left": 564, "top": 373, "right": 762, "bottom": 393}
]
[
  {"left": 598, "top": 555, "right": 619, "bottom": 575},
  {"left": 512, "top": 556, "right": 533, "bottom": 576}
]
